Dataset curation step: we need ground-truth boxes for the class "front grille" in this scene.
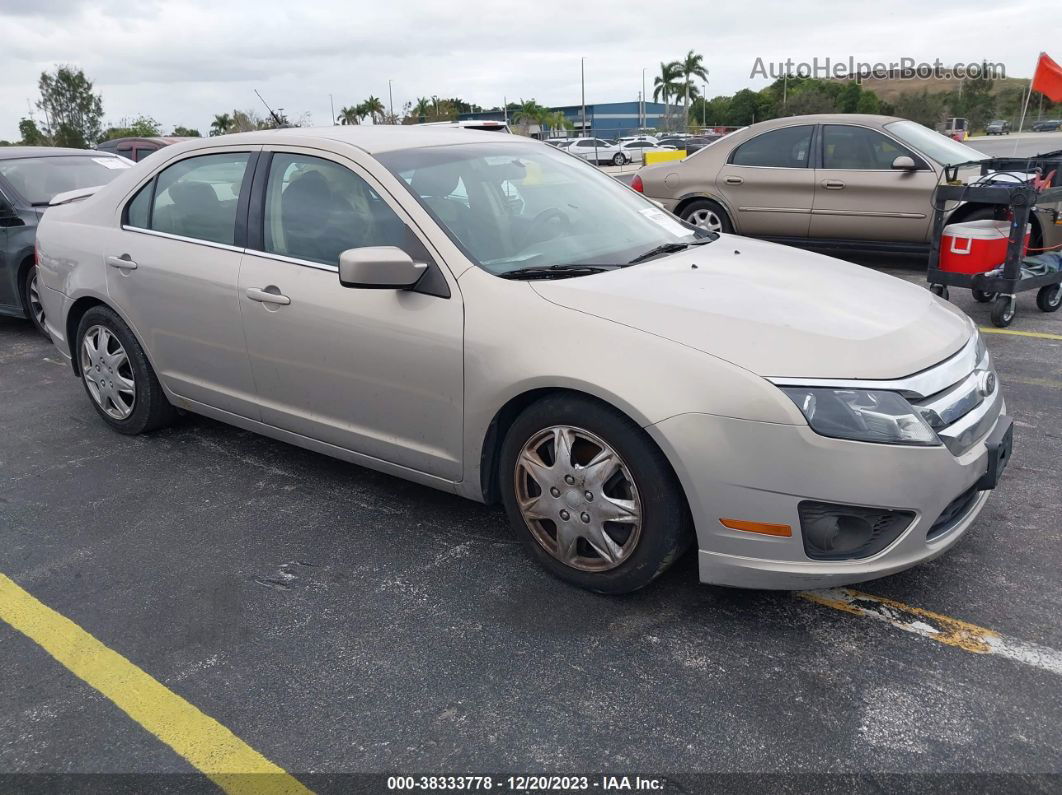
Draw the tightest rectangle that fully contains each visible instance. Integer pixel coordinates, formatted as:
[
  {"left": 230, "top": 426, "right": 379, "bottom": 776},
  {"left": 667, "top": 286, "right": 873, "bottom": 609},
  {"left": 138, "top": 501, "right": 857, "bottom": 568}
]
[
  {"left": 927, "top": 485, "right": 982, "bottom": 540},
  {"left": 910, "top": 347, "right": 999, "bottom": 457}
]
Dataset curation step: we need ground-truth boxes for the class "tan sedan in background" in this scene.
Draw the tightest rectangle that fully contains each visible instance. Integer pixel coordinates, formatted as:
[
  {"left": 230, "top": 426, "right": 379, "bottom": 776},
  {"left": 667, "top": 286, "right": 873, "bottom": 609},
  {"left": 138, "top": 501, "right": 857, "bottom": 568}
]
[{"left": 633, "top": 113, "right": 1059, "bottom": 254}]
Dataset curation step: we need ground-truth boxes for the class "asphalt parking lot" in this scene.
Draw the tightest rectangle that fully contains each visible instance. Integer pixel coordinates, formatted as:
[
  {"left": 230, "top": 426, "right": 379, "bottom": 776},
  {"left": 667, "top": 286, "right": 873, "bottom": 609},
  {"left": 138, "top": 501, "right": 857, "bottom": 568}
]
[{"left": 1, "top": 263, "right": 1061, "bottom": 788}]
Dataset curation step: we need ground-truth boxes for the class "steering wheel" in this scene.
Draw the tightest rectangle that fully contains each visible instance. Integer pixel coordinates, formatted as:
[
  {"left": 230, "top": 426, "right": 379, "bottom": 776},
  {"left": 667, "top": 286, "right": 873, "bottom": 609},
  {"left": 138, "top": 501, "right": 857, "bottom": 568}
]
[{"left": 519, "top": 208, "right": 571, "bottom": 249}]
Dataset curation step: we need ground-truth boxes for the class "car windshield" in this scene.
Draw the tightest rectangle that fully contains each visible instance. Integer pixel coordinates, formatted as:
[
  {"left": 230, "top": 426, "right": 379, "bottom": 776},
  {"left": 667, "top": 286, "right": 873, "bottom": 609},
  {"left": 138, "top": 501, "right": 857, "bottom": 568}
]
[
  {"left": 0, "top": 155, "right": 131, "bottom": 205},
  {"left": 378, "top": 142, "right": 707, "bottom": 275},
  {"left": 884, "top": 120, "right": 987, "bottom": 166}
]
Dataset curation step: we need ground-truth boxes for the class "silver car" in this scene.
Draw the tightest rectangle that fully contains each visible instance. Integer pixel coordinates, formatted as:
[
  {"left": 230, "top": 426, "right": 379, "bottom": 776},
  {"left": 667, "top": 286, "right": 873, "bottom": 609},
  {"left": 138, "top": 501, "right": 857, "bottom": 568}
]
[{"left": 36, "top": 127, "right": 1011, "bottom": 593}]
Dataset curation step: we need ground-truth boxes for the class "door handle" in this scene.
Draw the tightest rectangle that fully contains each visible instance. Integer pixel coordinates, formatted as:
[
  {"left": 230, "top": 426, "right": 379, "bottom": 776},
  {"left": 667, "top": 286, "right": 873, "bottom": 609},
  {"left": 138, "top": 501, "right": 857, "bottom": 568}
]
[
  {"left": 822, "top": 179, "right": 846, "bottom": 189},
  {"left": 724, "top": 176, "right": 744, "bottom": 185},
  {"left": 246, "top": 287, "right": 291, "bottom": 306},
  {"left": 106, "top": 255, "right": 138, "bottom": 270}
]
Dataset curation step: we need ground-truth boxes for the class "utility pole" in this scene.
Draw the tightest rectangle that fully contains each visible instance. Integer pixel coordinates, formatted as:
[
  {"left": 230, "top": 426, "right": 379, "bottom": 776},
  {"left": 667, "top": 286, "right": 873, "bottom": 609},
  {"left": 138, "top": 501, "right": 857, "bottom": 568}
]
[
  {"left": 703, "top": 80, "right": 708, "bottom": 128},
  {"left": 329, "top": 94, "right": 335, "bottom": 125},
  {"left": 503, "top": 96, "right": 508, "bottom": 124},
  {"left": 581, "top": 57, "right": 587, "bottom": 136},
  {"left": 641, "top": 67, "right": 647, "bottom": 130},
  {"left": 388, "top": 80, "right": 394, "bottom": 123}
]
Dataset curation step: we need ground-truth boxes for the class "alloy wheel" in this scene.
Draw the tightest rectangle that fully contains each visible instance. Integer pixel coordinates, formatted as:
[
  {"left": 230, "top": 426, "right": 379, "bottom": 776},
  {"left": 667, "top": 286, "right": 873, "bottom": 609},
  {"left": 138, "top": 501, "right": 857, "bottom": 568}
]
[
  {"left": 688, "top": 208, "right": 723, "bottom": 232},
  {"left": 514, "top": 425, "right": 642, "bottom": 572},
  {"left": 80, "top": 325, "right": 136, "bottom": 420}
]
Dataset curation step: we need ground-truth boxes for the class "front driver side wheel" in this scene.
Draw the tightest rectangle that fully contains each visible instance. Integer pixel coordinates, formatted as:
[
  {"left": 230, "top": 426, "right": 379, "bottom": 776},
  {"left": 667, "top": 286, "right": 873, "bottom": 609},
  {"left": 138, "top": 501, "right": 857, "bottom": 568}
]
[
  {"left": 499, "top": 395, "right": 692, "bottom": 594},
  {"left": 76, "top": 305, "right": 177, "bottom": 435}
]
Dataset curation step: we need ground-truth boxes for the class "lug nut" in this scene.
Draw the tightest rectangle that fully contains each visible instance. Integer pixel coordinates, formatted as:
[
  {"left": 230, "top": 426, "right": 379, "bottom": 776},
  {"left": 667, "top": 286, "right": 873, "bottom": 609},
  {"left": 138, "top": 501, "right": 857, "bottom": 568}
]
[
  {"left": 584, "top": 491, "right": 593, "bottom": 501},
  {"left": 559, "top": 510, "right": 570, "bottom": 521},
  {"left": 580, "top": 512, "right": 591, "bottom": 523},
  {"left": 550, "top": 487, "right": 561, "bottom": 498},
  {"left": 564, "top": 475, "right": 575, "bottom": 485}
]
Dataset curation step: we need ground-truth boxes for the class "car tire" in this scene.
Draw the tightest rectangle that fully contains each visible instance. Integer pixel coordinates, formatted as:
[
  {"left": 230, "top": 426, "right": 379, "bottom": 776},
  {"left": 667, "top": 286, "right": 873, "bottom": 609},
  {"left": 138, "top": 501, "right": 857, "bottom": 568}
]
[
  {"left": 612, "top": 153, "right": 625, "bottom": 166},
  {"left": 680, "top": 199, "right": 732, "bottom": 234},
  {"left": 21, "top": 265, "right": 49, "bottom": 339},
  {"left": 1037, "top": 284, "right": 1062, "bottom": 313},
  {"left": 499, "top": 394, "right": 693, "bottom": 594},
  {"left": 76, "top": 305, "right": 177, "bottom": 435}
]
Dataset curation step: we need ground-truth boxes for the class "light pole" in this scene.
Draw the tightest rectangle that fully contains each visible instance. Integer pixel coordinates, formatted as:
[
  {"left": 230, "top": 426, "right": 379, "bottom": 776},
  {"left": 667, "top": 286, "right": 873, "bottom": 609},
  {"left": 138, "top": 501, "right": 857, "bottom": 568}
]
[
  {"left": 388, "top": 80, "right": 394, "bottom": 124},
  {"left": 329, "top": 94, "right": 335, "bottom": 126},
  {"left": 641, "top": 67, "right": 647, "bottom": 130},
  {"left": 581, "top": 57, "right": 587, "bottom": 136}
]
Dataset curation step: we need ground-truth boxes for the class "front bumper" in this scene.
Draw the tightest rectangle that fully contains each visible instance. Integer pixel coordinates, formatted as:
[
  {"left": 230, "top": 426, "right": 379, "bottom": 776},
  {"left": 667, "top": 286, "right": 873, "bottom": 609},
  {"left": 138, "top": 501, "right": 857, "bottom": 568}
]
[{"left": 646, "top": 399, "right": 1007, "bottom": 590}]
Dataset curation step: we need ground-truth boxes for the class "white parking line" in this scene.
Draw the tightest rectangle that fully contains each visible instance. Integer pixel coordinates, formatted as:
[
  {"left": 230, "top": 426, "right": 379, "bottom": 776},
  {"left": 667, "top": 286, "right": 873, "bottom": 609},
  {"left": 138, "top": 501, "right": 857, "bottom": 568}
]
[{"left": 800, "top": 588, "right": 1062, "bottom": 677}]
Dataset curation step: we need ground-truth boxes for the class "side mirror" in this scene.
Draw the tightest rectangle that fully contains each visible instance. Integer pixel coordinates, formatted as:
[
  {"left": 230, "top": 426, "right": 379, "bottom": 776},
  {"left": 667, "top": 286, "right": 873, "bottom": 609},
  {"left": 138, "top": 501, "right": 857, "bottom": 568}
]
[
  {"left": 338, "top": 246, "right": 427, "bottom": 289},
  {"left": 892, "top": 155, "right": 918, "bottom": 171},
  {"left": 0, "top": 200, "right": 23, "bottom": 227}
]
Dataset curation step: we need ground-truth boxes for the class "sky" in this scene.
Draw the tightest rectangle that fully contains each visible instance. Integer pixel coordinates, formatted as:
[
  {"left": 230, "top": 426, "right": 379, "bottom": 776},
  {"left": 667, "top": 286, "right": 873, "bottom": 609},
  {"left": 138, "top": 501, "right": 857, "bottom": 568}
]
[{"left": 0, "top": 0, "right": 1047, "bottom": 141}]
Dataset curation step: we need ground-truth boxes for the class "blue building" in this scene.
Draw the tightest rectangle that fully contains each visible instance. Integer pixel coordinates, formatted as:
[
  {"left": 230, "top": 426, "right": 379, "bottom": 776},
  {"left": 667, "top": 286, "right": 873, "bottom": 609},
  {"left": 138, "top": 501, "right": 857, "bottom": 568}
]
[{"left": 458, "top": 100, "right": 683, "bottom": 138}]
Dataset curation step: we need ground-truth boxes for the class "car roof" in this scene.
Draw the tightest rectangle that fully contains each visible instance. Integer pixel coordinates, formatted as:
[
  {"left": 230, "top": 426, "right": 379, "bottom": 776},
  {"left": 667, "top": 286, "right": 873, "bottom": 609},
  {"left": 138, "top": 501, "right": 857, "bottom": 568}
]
[
  {"left": 97, "top": 136, "right": 196, "bottom": 146},
  {"left": 0, "top": 146, "right": 122, "bottom": 161},
  {"left": 750, "top": 113, "right": 906, "bottom": 129},
  {"left": 171, "top": 125, "right": 531, "bottom": 155}
]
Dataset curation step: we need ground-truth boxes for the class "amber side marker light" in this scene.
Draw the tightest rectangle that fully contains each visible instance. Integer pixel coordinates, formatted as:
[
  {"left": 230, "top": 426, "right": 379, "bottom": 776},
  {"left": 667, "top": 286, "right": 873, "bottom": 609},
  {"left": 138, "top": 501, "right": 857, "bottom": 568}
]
[{"left": 719, "top": 518, "right": 793, "bottom": 537}]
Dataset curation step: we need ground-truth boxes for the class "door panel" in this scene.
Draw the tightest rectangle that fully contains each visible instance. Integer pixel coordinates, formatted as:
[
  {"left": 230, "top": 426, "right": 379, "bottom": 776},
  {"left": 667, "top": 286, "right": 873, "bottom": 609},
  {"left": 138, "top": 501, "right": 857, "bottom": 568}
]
[
  {"left": 716, "top": 124, "right": 815, "bottom": 237},
  {"left": 238, "top": 256, "right": 464, "bottom": 478},
  {"left": 105, "top": 230, "right": 259, "bottom": 417},
  {"left": 810, "top": 124, "right": 938, "bottom": 242}
]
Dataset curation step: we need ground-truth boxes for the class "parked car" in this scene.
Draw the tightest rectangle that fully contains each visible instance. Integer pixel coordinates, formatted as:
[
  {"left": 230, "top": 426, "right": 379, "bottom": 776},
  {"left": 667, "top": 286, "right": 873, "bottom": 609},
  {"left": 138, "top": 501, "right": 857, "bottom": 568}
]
[
  {"left": 658, "top": 135, "right": 720, "bottom": 155},
  {"left": 618, "top": 135, "right": 659, "bottom": 145},
  {"left": 95, "top": 136, "right": 196, "bottom": 162},
  {"left": 1031, "top": 119, "right": 1062, "bottom": 132},
  {"left": 633, "top": 113, "right": 1061, "bottom": 255},
  {"left": 564, "top": 137, "right": 631, "bottom": 165},
  {"left": 36, "top": 126, "right": 1011, "bottom": 594},
  {"left": 417, "top": 119, "right": 512, "bottom": 133},
  {"left": 620, "top": 140, "right": 677, "bottom": 163},
  {"left": 0, "top": 147, "right": 132, "bottom": 336},
  {"left": 985, "top": 120, "right": 1010, "bottom": 135}
]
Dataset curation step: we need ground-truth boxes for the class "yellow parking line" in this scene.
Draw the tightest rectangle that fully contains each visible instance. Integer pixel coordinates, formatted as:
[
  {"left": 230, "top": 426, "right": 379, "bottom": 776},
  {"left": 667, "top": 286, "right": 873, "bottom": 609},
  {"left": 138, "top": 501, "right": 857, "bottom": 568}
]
[
  {"left": 799, "top": 588, "right": 1062, "bottom": 676},
  {"left": 0, "top": 573, "right": 310, "bottom": 795},
  {"left": 979, "top": 327, "right": 1062, "bottom": 341}
]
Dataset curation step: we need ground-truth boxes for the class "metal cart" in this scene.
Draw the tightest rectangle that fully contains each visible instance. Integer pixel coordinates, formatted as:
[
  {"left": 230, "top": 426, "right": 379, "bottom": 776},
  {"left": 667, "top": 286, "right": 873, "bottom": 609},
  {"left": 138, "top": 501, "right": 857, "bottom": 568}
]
[{"left": 927, "top": 153, "right": 1062, "bottom": 327}]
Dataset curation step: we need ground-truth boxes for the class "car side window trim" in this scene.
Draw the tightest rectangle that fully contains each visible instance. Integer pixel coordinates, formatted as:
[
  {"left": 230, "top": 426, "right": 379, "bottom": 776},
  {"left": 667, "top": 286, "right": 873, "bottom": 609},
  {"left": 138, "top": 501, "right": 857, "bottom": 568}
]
[
  {"left": 121, "top": 149, "right": 259, "bottom": 248},
  {"left": 244, "top": 148, "right": 451, "bottom": 299},
  {"left": 726, "top": 124, "right": 814, "bottom": 169},
  {"left": 817, "top": 123, "right": 930, "bottom": 172}
]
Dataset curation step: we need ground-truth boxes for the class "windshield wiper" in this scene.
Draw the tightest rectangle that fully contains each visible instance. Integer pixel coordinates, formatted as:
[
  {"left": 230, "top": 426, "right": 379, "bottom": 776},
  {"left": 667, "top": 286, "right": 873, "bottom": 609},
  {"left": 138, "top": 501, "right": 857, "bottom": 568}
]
[
  {"left": 498, "top": 264, "right": 619, "bottom": 280},
  {"left": 627, "top": 238, "right": 712, "bottom": 265}
]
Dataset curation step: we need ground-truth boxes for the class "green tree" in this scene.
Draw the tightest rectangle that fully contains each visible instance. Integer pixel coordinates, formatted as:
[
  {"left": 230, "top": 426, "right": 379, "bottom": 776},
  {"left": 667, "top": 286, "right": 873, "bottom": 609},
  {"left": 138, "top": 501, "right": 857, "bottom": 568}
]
[
  {"left": 338, "top": 105, "right": 361, "bottom": 125},
  {"left": 855, "top": 91, "right": 881, "bottom": 114},
  {"left": 892, "top": 89, "right": 949, "bottom": 128},
  {"left": 726, "top": 88, "right": 770, "bottom": 125},
  {"left": 677, "top": 50, "right": 709, "bottom": 131},
  {"left": 37, "top": 65, "right": 104, "bottom": 147},
  {"left": 99, "top": 114, "right": 161, "bottom": 141},
  {"left": 18, "top": 118, "right": 47, "bottom": 146},
  {"left": 653, "top": 61, "right": 682, "bottom": 131},
  {"left": 171, "top": 126, "right": 200, "bottom": 137},
  {"left": 540, "top": 110, "right": 572, "bottom": 136},
  {"left": 838, "top": 82, "right": 863, "bottom": 113},
  {"left": 362, "top": 95, "right": 385, "bottom": 124},
  {"left": 411, "top": 97, "right": 433, "bottom": 123},
  {"left": 210, "top": 113, "right": 233, "bottom": 136},
  {"left": 512, "top": 99, "right": 546, "bottom": 128}
]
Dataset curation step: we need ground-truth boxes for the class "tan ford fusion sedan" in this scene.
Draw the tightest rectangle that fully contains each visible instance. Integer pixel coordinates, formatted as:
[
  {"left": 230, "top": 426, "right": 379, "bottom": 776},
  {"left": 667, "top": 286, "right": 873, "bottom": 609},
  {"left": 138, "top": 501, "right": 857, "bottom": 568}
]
[{"left": 35, "top": 126, "right": 1012, "bottom": 594}]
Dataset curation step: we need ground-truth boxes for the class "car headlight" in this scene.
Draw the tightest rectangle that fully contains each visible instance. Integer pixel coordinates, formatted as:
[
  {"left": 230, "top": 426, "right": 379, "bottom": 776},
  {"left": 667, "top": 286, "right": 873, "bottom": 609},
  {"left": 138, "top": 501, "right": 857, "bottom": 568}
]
[{"left": 780, "top": 387, "right": 940, "bottom": 446}]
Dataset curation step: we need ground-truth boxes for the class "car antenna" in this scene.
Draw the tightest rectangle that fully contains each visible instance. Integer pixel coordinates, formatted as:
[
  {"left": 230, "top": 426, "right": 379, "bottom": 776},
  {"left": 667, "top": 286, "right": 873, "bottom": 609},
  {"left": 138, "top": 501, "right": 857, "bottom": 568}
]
[{"left": 254, "top": 89, "right": 287, "bottom": 128}]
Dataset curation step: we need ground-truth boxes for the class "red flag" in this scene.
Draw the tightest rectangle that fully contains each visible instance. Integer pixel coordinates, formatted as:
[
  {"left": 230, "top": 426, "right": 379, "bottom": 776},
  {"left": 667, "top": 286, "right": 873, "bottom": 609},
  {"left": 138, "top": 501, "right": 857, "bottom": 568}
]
[{"left": 1032, "top": 52, "right": 1062, "bottom": 102}]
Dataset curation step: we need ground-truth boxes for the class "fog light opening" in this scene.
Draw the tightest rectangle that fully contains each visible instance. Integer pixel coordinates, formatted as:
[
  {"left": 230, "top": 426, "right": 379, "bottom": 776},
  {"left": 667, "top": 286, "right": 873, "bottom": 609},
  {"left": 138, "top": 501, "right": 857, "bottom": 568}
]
[{"left": 798, "top": 501, "right": 914, "bottom": 561}]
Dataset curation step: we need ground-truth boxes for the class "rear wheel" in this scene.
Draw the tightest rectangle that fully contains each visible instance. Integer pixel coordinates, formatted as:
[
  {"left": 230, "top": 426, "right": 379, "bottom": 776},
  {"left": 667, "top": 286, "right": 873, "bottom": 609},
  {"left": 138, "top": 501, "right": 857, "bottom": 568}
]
[
  {"left": 680, "top": 199, "right": 732, "bottom": 234},
  {"left": 499, "top": 395, "right": 692, "bottom": 594},
  {"left": 21, "top": 265, "right": 49, "bottom": 339},
  {"left": 612, "top": 153, "right": 625, "bottom": 166},
  {"left": 76, "top": 306, "right": 177, "bottom": 434},
  {"left": 990, "top": 295, "right": 1016, "bottom": 327},
  {"left": 1037, "top": 283, "right": 1062, "bottom": 313}
]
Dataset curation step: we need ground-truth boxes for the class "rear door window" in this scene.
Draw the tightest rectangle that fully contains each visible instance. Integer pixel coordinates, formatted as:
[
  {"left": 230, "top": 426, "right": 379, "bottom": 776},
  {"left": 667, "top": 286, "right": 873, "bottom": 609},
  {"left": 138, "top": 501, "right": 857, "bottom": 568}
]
[
  {"left": 149, "top": 153, "right": 250, "bottom": 245},
  {"left": 730, "top": 125, "right": 813, "bottom": 168}
]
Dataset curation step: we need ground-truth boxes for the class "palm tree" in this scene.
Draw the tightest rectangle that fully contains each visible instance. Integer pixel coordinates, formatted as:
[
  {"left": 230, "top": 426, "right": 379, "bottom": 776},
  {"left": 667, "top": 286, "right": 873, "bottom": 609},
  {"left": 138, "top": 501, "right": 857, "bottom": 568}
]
[
  {"left": 413, "top": 97, "right": 432, "bottom": 123},
  {"left": 337, "top": 105, "right": 361, "bottom": 125},
  {"left": 653, "top": 61, "right": 682, "bottom": 131},
  {"left": 362, "top": 95, "right": 385, "bottom": 124},
  {"left": 512, "top": 99, "right": 548, "bottom": 135},
  {"left": 209, "top": 113, "right": 232, "bottom": 137},
  {"left": 541, "top": 110, "right": 571, "bottom": 137},
  {"left": 678, "top": 50, "right": 709, "bottom": 131}
]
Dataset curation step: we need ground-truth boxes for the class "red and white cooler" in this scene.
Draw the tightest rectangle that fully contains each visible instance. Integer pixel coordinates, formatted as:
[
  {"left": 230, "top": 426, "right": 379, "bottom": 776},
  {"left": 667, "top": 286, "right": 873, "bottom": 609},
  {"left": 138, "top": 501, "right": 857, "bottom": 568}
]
[{"left": 939, "top": 219, "right": 1031, "bottom": 275}]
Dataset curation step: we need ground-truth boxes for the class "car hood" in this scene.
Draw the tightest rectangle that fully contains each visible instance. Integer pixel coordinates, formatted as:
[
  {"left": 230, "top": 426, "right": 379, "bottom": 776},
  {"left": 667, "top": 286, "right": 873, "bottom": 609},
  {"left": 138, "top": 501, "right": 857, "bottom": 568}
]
[{"left": 530, "top": 236, "right": 971, "bottom": 379}]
